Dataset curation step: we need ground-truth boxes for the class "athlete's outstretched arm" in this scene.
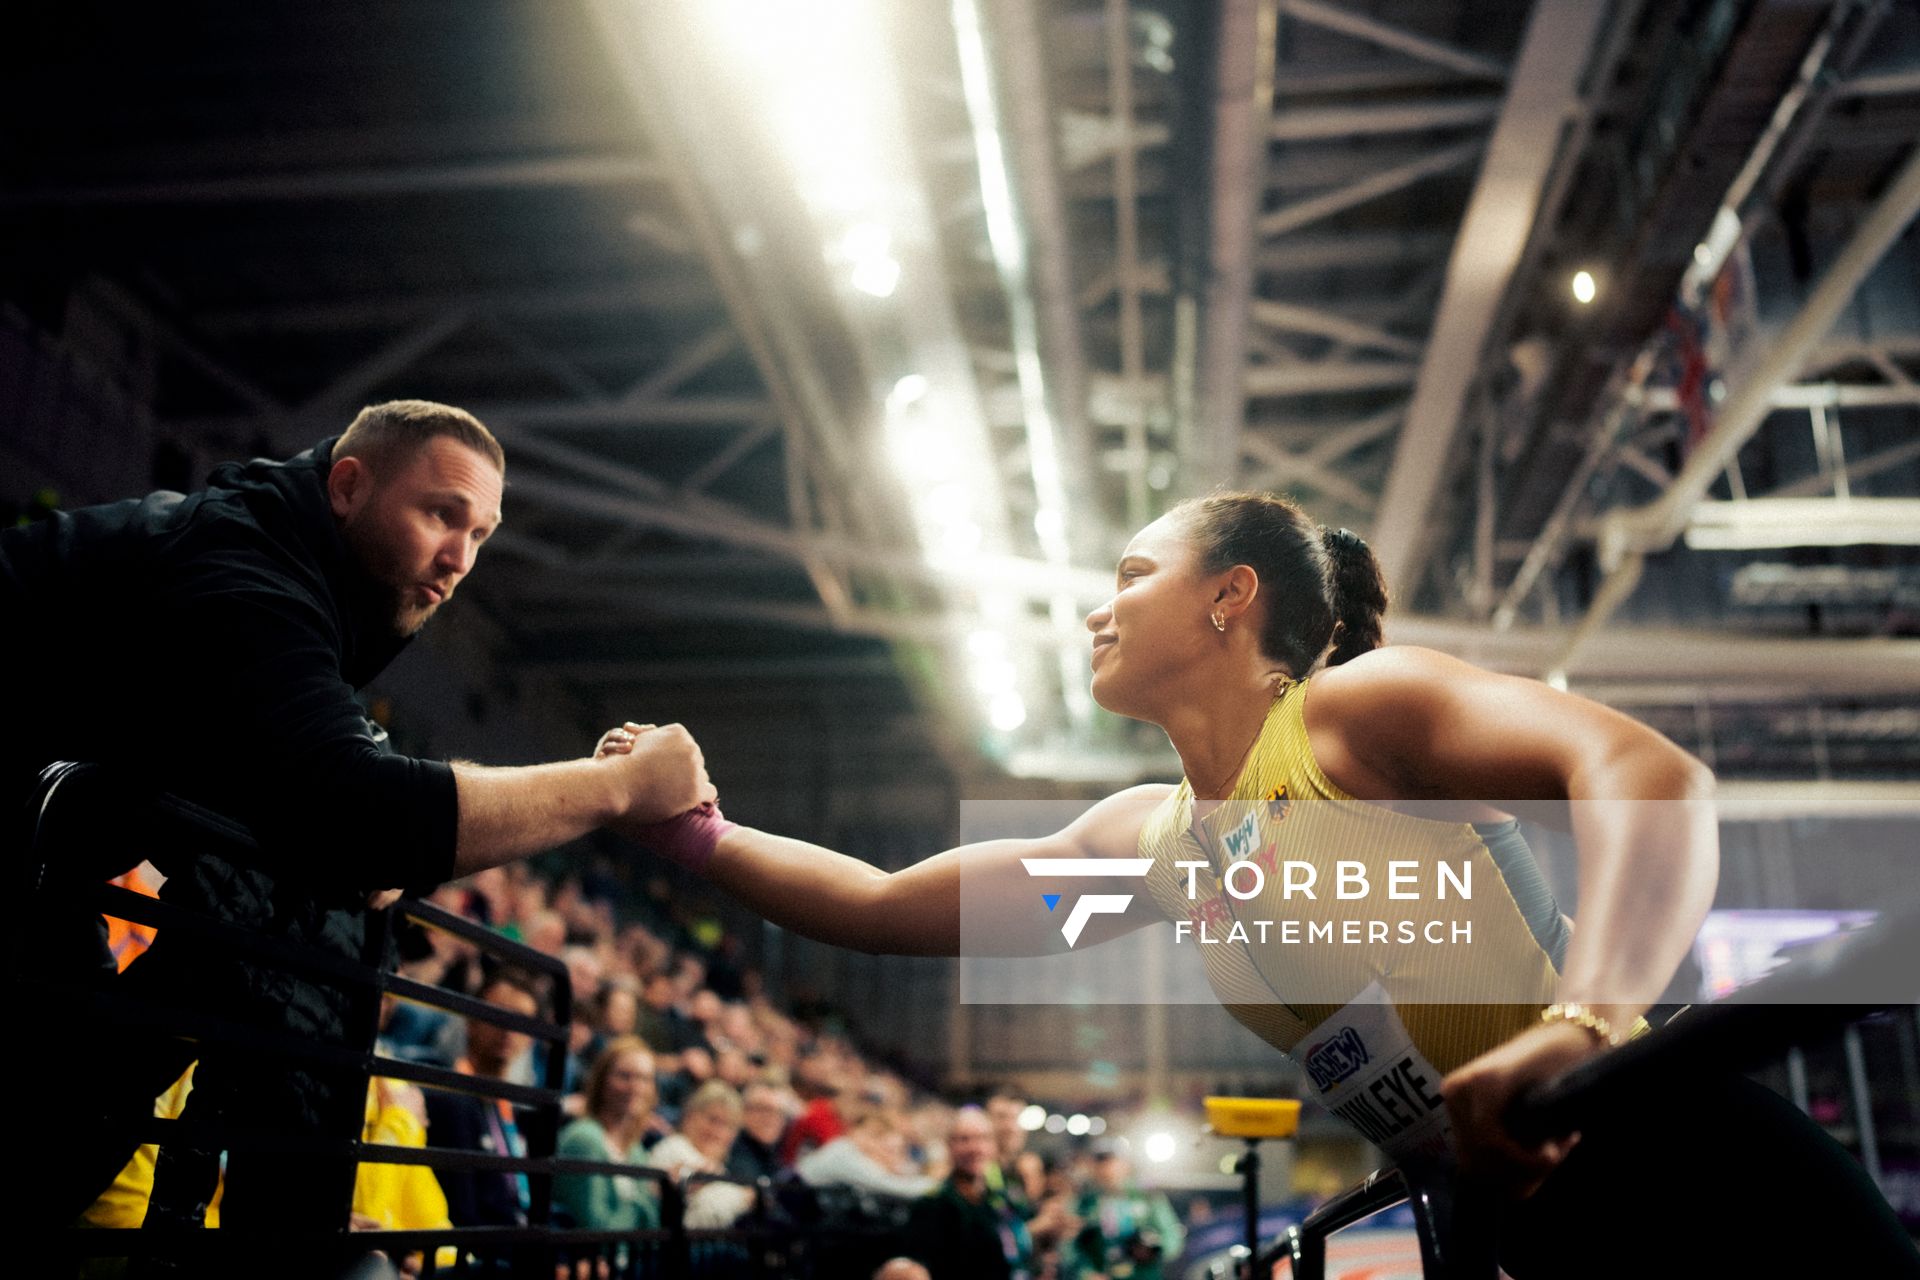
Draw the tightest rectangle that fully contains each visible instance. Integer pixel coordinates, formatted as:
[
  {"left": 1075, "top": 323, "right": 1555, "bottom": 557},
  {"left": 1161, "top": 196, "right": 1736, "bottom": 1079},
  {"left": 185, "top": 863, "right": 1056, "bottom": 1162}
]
[{"left": 620, "top": 779, "right": 1171, "bottom": 957}]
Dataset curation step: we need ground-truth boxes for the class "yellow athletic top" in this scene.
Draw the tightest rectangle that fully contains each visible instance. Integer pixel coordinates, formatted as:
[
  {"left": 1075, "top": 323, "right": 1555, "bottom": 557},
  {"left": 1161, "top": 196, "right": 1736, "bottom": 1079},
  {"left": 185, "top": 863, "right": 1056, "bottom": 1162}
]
[{"left": 1136, "top": 676, "right": 1645, "bottom": 1079}]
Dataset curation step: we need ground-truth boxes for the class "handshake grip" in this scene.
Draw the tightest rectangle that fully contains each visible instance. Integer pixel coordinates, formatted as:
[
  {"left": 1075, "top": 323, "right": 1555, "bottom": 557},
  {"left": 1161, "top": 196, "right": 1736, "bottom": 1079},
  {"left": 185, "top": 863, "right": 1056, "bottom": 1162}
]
[
  {"left": 596, "top": 721, "right": 732, "bottom": 872},
  {"left": 626, "top": 801, "right": 738, "bottom": 876}
]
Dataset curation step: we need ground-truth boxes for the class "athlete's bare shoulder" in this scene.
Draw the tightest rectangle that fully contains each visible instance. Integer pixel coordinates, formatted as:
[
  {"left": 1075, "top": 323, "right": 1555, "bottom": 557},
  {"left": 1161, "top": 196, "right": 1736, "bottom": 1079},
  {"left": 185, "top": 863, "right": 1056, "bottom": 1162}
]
[
  {"left": 1307, "top": 643, "right": 1470, "bottom": 716},
  {"left": 1305, "top": 646, "right": 1491, "bottom": 798},
  {"left": 1311, "top": 643, "right": 1478, "bottom": 700}
]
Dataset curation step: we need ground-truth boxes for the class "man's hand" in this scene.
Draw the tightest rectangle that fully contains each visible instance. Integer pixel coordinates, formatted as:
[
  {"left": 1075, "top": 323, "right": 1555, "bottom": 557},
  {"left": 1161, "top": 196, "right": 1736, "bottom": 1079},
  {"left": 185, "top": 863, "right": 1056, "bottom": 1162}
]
[
  {"left": 366, "top": 887, "right": 405, "bottom": 910},
  {"left": 594, "top": 721, "right": 717, "bottom": 822},
  {"left": 1439, "top": 1020, "right": 1602, "bottom": 1200}
]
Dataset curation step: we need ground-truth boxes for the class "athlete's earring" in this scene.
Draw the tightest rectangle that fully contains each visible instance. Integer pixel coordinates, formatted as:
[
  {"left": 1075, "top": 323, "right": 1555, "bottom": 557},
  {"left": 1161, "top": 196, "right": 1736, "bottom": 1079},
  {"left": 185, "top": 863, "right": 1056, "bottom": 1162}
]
[{"left": 1211, "top": 610, "right": 1227, "bottom": 632}]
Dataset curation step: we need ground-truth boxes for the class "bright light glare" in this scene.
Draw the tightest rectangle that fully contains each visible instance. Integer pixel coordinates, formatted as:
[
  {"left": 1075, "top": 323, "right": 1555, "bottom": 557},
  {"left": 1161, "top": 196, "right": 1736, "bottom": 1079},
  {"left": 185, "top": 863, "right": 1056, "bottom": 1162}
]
[
  {"left": 1088, "top": 1116, "right": 1107, "bottom": 1135},
  {"left": 923, "top": 482, "right": 973, "bottom": 525},
  {"left": 1571, "top": 270, "right": 1597, "bottom": 305},
  {"left": 937, "top": 520, "right": 983, "bottom": 557},
  {"left": 851, "top": 255, "right": 901, "bottom": 298},
  {"left": 990, "top": 691, "right": 1028, "bottom": 732},
  {"left": 968, "top": 629, "right": 1007, "bottom": 660},
  {"left": 970, "top": 657, "right": 1018, "bottom": 696},
  {"left": 838, "top": 222, "right": 901, "bottom": 297},
  {"left": 890, "top": 373, "right": 930, "bottom": 407},
  {"left": 1066, "top": 1114, "right": 1090, "bottom": 1136},
  {"left": 1043, "top": 1111, "right": 1067, "bottom": 1134},
  {"left": 1019, "top": 1104, "right": 1047, "bottom": 1132},
  {"left": 840, "top": 221, "right": 890, "bottom": 260},
  {"left": 1143, "top": 1131, "right": 1177, "bottom": 1163},
  {"left": 705, "top": 0, "right": 885, "bottom": 214},
  {"left": 887, "top": 420, "right": 960, "bottom": 481},
  {"left": 1033, "top": 508, "right": 1065, "bottom": 541}
]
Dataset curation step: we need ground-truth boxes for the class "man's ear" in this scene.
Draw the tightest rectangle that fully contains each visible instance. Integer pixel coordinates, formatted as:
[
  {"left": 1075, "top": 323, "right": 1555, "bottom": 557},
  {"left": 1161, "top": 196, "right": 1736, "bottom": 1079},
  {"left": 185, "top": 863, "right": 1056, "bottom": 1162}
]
[{"left": 328, "top": 456, "right": 370, "bottom": 518}]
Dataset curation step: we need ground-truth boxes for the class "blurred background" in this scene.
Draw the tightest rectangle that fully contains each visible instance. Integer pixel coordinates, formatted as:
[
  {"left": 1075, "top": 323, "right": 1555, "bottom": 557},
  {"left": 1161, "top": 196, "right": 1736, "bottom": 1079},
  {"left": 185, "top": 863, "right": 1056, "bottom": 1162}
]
[{"left": 5, "top": 0, "right": 1919, "bottom": 1238}]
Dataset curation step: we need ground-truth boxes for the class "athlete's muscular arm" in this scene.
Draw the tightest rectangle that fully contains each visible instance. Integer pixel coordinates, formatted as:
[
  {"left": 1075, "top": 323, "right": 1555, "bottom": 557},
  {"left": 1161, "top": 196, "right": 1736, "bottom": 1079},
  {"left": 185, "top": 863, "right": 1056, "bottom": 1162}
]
[
  {"left": 629, "top": 784, "right": 1172, "bottom": 957},
  {"left": 1310, "top": 644, "right": 1716, "bottom": 1194},
  {"left": 1312, "top": 644, "right": 1716, "bottom": 1029},
  {"left": 448, "top": 725, "right": 716, "bottom": 878}
]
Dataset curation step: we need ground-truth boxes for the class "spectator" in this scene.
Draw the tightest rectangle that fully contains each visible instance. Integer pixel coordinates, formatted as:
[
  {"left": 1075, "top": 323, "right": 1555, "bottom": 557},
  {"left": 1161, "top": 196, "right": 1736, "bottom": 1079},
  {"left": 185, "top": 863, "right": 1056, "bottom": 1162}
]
[
  {"left": 1071, "top": 1144, "right": 1184, "bottom": 1280},
  {"left": 726, "top": 1081, "right": 792, "bottom": 1185},
  {"left": 522, "top": 909, "right": 567, "bottom": 958},
  {"left": 560, "top": 947, "right": 605, "bottom": 1016},
  {"left": 984, "top": 1088, "right": 1037, "bottom": 1213},
  {"left": 425, "top": 972, "right": 543, "bottom": 1227},
  {"left": 779, "top": 1052, "right": 847, "bottom": 1165},
  {"left": 907, "top": 1101, "right": 954, "bottom": 1180},
  {"left": 905, "top": 1107, "right": 1033, "bottom": 1280},
  {"left": 647, "top": 1080, "right": 756, "bottom": 1228},
  {"left": 351, "top": 1074, "right": 456, "bottom": 1277},
  {"left": 979, "top": 1087, "right": 1079, "bottom": 1274},
  {"left": 636, "top": 971, "right": 689, "bottom": 1065},
  {"left": 657, "top": 1043, "right": 717, "bottom": 1117},
  {"left": 553, "top": 1037, "right": 662, "bottom": 1232},
  {"left": 714, "top": 1045, "right": 756, "bottom": 1090},
  {"left": 873, "top": 1260, "right": 933, "bottom": 1280},
  {"left": 986, "top": 1091, "right": 1030, "bottom": 1176},
  {"left": 382, "top": 922, "right": 459, "bottom": 1066},
  {"left": 797, "top": 1104, "right": 938, "bottom": 1199}
]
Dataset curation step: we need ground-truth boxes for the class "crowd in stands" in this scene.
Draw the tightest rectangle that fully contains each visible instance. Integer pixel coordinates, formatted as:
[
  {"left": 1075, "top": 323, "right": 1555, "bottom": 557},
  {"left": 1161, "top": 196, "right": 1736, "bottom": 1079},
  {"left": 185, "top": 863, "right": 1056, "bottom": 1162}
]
[{"left": 95, "top": 854, "right": 1195, "bottom": 1279}]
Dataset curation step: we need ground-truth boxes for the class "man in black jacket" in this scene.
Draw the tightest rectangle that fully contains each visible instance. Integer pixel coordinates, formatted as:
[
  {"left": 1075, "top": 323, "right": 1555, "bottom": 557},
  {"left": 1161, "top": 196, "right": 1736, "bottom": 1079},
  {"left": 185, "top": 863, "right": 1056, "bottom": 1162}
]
[
  {"left": 426, "top": 971, "right": 548, "bottom": 1228},
  {"left": 3, "top": 400, "right": 716, "bottom": 1231},
  {"left": 906, "top": 1107, "right": 1034, "bottom": 1280}
]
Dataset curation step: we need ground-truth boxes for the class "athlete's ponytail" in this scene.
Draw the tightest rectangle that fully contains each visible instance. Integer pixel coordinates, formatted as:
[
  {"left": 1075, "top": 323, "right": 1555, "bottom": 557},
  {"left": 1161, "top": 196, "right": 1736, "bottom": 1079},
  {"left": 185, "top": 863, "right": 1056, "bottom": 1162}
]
[
  {"left": 1173, "top": 491, "right": 1388, "bottom": 675},
  {"left": 1321, "top": 525, "right": 1387, "bottom": 666}
]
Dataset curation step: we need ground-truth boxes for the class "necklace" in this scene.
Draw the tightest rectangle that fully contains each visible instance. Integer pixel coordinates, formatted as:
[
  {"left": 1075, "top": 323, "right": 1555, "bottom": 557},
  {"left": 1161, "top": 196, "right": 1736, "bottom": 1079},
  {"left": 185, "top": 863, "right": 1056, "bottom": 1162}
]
[
  {"left": 1189, "top": 675, "right": 1295, "bottom": 800},
  {"left": 1190, "top": 732, "right": 1259, "bottom": 799}
]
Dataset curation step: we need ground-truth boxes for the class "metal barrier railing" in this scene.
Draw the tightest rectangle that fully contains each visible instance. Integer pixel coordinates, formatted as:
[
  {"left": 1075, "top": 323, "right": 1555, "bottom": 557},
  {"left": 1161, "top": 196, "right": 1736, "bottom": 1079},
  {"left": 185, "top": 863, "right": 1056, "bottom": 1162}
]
[
  {"left": 1259, "top": 902, "right": 1920, "bottom": 1280},
  {"left": 15, "top": 761, "right": 797, "bottom": 1277}
]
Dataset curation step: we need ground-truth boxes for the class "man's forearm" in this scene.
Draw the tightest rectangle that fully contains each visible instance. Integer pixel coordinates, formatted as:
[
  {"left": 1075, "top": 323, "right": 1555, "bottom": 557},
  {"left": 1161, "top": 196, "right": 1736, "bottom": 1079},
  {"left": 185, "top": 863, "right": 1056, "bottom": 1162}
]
[{"left": 450, "top": 758, "right": 624, "bottom": 877}]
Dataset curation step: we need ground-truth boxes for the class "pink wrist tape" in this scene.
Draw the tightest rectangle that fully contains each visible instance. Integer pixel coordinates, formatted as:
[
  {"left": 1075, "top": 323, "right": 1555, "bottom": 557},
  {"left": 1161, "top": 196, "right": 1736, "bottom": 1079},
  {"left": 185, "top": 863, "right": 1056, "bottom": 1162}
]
[{"left": 633, "top": 802, "right": 737, "bottom": 875}]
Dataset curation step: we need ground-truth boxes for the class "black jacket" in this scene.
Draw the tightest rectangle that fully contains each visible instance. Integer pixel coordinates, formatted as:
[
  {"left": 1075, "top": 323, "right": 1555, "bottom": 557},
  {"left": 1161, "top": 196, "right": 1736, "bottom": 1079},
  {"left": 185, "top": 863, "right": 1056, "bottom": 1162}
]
[
  {"left": 6, "top": 439, "right": 467, "bottom": 1227},
  {"left": 1, "top": 435, "right": 458, "bottom": 892},
  {"left": 425, "top": 1088, "right": 531, "bottom": 1228},
  {"left": 906, "top": 1177, "right": 1032, "bottom": 1280}
]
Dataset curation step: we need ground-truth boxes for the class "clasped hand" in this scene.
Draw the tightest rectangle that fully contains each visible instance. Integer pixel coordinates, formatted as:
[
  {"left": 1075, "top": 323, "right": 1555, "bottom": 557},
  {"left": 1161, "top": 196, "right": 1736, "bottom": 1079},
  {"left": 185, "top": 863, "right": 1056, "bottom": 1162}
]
[{"left": 595, "top": 720, "right": 719, "bottom": 832}]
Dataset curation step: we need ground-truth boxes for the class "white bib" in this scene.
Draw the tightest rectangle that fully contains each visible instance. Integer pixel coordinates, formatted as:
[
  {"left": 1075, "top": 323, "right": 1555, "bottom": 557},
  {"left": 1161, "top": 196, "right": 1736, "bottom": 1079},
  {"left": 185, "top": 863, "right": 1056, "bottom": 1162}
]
[{"left": 1296, "top": 980, "right": 1455, "bottom": 1166}]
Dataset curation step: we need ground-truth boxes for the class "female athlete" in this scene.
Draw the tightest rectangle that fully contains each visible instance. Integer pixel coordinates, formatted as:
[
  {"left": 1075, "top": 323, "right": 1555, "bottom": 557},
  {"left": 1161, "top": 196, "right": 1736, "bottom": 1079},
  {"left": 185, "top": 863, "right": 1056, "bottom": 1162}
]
[{"left": 600, "top": 492, "right": 1916, "bottom": 1275}]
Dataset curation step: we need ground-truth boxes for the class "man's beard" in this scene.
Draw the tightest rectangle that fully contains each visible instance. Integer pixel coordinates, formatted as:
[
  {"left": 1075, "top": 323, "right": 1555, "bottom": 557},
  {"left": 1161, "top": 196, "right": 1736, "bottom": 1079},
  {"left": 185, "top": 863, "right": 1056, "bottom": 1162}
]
[
  {"left": 387, "top": 583, "right": 438, "bottom": 638},
  {"left": 341, "top": 517, "right": 439, "bottom": 638}
]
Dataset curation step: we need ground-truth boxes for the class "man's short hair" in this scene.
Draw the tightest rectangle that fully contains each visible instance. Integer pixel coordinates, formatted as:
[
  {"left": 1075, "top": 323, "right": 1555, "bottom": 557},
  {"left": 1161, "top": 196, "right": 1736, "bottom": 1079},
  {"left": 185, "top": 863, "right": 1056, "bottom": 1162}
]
[
  {"left": 332, "top": 399, "right": 505, "bottom": 477},
  {"left": 478, "top": 964, "right": 550, "bottom": 1019}
]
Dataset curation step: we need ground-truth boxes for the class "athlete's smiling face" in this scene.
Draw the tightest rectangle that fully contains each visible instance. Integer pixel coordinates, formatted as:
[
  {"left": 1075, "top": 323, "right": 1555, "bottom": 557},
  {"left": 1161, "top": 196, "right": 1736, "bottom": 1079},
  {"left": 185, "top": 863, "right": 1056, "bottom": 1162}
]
[{"left": 1085, "top": 514, "right": 1223, "bottom": 721}]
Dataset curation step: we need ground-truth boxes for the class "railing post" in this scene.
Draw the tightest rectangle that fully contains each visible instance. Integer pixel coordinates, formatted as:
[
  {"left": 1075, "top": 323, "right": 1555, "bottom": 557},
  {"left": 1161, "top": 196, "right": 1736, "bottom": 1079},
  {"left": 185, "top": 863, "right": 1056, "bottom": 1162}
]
[
  {"left": 1402, "top": 1162, "right": 1500, "bottom": 1280},
  {"left": 1237, "top": 1138, "right": 1260, "bottom": 1279},
  {"left": 659, "top": 1175, "right": 692, "bottom": 1280},
  {"left": 1285, "top": 1223, "right": 1324, "bottom": 1280}
]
